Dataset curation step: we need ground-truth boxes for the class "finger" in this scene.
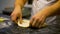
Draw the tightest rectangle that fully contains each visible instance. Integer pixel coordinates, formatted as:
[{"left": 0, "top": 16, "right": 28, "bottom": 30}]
[
  {"left": 11, "top": 14, "right": 16, "bottom": 21},
  {"left": 37, "top": 17, "right": 43, "bottom": 28},
  {"left": 39, "top": 18, "right": 45, "bottom": 28},
  {"left": 35, "top": 19, "right": 41, "bottom": 28},
  {"left": 40, "top": 17, "right": 45, "bottom": 26},
  {"left": 38, "top": 20, "right": 42, "bottom": 28},
  {"left": 11, "top": 14, "right": 17, "bottom": 23},
  {"left": 30, "top": 17, "right": 34, "bottom": 26},
  {"left": 32, "top": 18, "right": 37, "bottom": 27},
  {"left": 19, "top": 13, "right": 22, "bottom": 24},
  {"left": 19, "top": 17, "right": 22, "bottom": 24}
]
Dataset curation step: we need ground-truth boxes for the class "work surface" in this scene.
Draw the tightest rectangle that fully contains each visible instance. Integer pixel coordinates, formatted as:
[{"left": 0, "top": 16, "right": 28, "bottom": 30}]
[{"left": 0, "top": 14, "right": 60, "bottom": 34}]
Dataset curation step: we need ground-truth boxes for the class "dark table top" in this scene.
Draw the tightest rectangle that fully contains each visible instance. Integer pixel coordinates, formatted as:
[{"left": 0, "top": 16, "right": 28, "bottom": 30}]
[{"left": 0, "top": 14, "right": 60, "bottom": 34}]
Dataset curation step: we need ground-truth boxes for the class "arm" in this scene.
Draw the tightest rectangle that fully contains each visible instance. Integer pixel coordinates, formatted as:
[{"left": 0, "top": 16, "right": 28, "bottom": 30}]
[
  {"left": 11, "top": 0, "right": 27, "bottom": 23},
  {"left": 39, "top": 0, "right": 60, "bottom": 17},
  {"left": 14, "top": 0, "right": 27, "bottom": 10},
  {"left": 30, "top": 0, "right": 60, "bottom": 28}
]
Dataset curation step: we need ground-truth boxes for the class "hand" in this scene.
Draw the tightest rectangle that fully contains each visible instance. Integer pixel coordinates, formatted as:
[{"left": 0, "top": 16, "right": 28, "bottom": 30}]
[
  {"left": 11, "top": 8, "right": 22, "bottom": 24},
  {"left": 30, "top": 11, "right": 47, "bottom": 28}
]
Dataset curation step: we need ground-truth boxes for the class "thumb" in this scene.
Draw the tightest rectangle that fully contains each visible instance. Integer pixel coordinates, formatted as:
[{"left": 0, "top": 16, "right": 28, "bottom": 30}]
[
  {"left": 20, "top": 17, "right": 22, "bottom": 24},
  {"left": 19, "top": 14, "right": 22, "bottom": 24}
]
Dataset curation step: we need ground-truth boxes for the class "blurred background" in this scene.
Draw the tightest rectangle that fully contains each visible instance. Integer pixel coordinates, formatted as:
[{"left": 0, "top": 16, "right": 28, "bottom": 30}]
[
  {"left": 0, "top": 0, "right": 32, "bottom": 10},
  {"left": 0, "top": 0, "right": 15, "bottom": 10}
]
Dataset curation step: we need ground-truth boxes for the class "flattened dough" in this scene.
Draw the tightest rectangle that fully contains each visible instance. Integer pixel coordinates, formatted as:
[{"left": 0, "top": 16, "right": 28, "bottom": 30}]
[{"left": 18, "top": 19, "right": 30, "bottom": 27}]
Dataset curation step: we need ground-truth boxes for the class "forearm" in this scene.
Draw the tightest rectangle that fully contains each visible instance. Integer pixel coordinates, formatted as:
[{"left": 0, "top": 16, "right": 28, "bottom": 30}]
[
  {"left": 39, "top": 0, "right": 60, "bottom": 17},
  {"left": 14, "top": 0, "right": 27, "bottom": 9}
]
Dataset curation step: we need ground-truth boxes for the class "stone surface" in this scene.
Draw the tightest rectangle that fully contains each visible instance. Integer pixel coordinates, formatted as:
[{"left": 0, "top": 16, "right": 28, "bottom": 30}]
[{"left": 0, "top": 14, "right": 60, "bottom": 34}]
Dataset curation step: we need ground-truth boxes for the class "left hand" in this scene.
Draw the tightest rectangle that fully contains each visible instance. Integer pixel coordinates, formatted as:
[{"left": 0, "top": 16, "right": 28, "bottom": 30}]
[{"left": 30, "top": 11, "right": 47, "bottom": 28}]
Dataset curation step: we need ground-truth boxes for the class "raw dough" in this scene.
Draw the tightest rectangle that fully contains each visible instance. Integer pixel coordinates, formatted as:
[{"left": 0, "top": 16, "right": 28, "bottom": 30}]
[{"left": 18, "top": 19, "right": 30, "bottom": 27}]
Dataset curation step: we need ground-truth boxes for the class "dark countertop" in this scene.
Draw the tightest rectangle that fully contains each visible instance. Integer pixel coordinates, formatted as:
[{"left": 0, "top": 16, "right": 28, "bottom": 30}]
[{"left": 0, "top": 14, "right": 60, "bottom": 34}]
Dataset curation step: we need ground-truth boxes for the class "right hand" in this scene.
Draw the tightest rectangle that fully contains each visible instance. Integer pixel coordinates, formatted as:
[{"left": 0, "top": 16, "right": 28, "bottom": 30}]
[{"left": 11, "top": 8, "right": 22, "bottom": 24}]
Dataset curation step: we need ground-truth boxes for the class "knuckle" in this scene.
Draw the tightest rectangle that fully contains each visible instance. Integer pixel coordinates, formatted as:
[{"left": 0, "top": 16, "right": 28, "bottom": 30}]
[
  {"left": 12, "top": 19, "right": 15, "bottom": 21},
  {"left": 32, "top": 16, "right": 35, "bottom": 19},
  {"left": 11, "top": 13, "right": 13, "bottom": 16},
  {"left": 32, "top": 23, "right": 35, "bottom": 27},
  {"left": 11, "top": 17, "right": 16, "bottom": 21},
  {"left": 35, "top": 17, "right": 39, "bottom": 20}
]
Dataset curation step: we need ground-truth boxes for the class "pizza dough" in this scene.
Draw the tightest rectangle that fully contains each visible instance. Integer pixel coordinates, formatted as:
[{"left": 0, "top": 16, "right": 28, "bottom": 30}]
[{"left": 18, "top": 19, "right": 30, "bottom": 27}]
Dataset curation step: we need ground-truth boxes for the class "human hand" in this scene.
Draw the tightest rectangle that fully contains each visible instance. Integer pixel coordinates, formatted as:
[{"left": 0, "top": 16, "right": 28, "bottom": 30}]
[
  {"left": 30, "top": 11, "right": 47, "bottom": 28},
  {"left": 11, "top": 8, "right": 22, "bottom": 24}
]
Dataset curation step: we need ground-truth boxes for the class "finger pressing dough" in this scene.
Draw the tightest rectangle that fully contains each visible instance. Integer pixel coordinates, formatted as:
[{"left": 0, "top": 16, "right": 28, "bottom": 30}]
[
  {"left": 18, "top": 19, "right": 30, "bottom": 27},
  {"left": 17, "top": 19, "right": 47, "bottom": 28}
]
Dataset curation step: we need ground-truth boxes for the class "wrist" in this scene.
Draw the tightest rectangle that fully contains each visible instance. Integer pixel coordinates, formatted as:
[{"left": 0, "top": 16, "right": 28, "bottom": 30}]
[
  {"left": 13, "top": 5, "right": 22, "bottom": 12},
  {"left": 15, "top": 5, "right": 22, "bottom": 9},
  {"left": 42, "top": 11, "right": 53, "bottom": 18},
  {"left": 39, "top": 11, "right": 50, "bottom": 18}
]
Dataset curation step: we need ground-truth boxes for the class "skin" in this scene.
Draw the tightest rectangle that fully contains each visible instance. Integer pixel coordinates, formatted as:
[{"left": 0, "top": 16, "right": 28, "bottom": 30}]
[
  {"left": 11, "top": 0, "right": 60, "bottom": 28},
  {"left": 11, "top": 0, "right": 27, "bottom": 24},
  {"left": 30, "top": 0, "right": 60, "bottom": 28}
]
